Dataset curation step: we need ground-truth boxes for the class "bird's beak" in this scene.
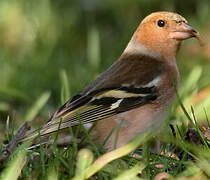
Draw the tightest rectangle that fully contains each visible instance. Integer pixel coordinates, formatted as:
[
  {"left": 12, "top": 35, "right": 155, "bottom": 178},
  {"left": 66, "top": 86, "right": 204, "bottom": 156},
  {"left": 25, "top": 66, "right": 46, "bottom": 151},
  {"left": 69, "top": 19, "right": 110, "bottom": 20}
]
[{"left": 170, "top": 22, "right": 203, "bottom": 45}]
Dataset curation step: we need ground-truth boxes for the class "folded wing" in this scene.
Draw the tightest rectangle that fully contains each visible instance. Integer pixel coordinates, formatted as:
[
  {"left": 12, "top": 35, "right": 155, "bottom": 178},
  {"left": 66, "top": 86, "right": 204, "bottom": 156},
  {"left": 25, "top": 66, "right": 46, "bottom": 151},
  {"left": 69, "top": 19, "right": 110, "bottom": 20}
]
[{"left": 21, "top": 53, "right": 163, "bottom": 141}]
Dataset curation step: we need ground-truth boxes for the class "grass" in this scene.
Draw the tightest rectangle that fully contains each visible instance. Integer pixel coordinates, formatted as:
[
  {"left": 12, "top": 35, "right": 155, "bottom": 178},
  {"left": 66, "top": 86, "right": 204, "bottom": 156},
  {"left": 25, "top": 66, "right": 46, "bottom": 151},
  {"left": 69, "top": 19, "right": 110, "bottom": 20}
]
[{"left": 0, "top": 0, "right": 210, "bottom": 179}]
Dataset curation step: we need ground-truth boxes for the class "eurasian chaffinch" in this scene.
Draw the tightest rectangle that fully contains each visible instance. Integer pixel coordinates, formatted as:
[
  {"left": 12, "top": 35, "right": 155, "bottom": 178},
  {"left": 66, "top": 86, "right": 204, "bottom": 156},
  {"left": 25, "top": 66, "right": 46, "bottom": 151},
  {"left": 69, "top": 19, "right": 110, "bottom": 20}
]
[{"left": 21, "top": 12, "right": 201, "bottom": 151}]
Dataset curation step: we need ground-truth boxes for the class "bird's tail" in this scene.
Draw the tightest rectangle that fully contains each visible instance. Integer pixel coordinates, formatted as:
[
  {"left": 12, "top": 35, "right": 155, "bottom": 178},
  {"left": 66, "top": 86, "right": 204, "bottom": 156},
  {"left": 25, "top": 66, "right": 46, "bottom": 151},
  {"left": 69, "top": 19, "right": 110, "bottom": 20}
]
[{"left": 19, "top": 114, "right": 77, "bottom": 143}]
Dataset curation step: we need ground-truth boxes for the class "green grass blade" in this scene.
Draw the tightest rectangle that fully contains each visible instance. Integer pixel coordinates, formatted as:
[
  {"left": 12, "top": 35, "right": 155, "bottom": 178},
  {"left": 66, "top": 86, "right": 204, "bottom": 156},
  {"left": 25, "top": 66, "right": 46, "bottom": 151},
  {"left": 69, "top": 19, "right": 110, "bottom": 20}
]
[
  {"left": 24, "top": 91, "right": 51, "bottom": 122},
  {"left": 1, "top": 142, "right": 30, "bottom": 180},
  {"left": 87, "top": 26, "right": 101, "bottom": 72},
  {"left": 59, "top": 69, "right": 70, "bottom": 104}
]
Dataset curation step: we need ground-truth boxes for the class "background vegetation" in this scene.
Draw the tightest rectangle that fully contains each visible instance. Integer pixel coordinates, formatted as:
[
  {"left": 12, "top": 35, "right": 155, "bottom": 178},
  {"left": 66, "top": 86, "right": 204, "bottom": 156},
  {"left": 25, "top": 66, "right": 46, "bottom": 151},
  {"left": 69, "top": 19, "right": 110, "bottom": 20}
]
[{"left": 0, "top": 0, "right": 209, "bottom": 179}]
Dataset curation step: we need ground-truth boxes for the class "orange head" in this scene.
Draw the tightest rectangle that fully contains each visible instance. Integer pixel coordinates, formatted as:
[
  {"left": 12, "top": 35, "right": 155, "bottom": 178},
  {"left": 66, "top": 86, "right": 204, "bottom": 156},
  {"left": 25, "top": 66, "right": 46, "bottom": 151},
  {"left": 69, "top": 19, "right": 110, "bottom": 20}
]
[{"left": 132, "top": 12, "right": 201, "bottom": 58}]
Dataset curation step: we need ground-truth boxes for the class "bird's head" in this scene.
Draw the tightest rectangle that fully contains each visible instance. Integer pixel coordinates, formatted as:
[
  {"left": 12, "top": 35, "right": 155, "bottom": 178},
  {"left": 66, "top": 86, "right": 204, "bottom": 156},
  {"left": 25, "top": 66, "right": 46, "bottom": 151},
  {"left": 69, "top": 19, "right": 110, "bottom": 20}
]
[{"left": 127, "top": 12, "right": 202, "bottom": 59}]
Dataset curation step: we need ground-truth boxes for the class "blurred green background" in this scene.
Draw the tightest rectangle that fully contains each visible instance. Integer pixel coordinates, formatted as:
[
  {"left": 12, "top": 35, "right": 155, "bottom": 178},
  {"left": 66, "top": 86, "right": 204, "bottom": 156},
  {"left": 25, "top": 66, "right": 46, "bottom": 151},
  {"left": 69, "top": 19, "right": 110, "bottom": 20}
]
[{"left": 0, "top": 0, "right": 209, "bottom": 141}]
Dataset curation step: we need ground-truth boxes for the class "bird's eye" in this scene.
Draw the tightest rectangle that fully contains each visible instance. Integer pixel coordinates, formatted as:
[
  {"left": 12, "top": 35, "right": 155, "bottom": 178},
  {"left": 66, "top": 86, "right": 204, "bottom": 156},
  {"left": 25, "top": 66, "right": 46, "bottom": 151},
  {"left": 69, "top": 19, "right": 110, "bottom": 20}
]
[{"left": 157, "top": 20, "right": 165, "bottom": 27}]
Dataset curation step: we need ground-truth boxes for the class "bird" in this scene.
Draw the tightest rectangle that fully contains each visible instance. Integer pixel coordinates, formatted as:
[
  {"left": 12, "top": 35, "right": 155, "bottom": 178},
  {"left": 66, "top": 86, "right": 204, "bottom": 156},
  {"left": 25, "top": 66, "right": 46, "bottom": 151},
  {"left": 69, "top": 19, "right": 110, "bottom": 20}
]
[{"left": 20, "top": 11, "right": 202, "bottom": 151}]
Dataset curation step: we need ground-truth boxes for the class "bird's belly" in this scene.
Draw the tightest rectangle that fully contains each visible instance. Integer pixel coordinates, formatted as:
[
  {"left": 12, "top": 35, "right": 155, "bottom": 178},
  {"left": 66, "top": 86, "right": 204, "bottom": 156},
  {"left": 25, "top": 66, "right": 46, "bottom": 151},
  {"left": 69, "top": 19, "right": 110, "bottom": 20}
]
[{"left": 91, "top": 102, "right": 170, "bottom": 151}]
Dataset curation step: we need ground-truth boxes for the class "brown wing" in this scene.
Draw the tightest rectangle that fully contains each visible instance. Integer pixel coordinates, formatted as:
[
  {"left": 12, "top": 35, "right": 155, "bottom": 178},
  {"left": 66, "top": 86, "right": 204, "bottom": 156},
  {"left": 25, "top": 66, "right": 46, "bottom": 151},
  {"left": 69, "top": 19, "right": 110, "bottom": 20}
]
[
  {"left": 55, "top": 53, "right": 163, "bottom": 118},
  {"left": 21, "top": 53, "right": 164, "bottom": 140},
  {"left": 81, "top": 53, "right": 163, "bottom": 93}
]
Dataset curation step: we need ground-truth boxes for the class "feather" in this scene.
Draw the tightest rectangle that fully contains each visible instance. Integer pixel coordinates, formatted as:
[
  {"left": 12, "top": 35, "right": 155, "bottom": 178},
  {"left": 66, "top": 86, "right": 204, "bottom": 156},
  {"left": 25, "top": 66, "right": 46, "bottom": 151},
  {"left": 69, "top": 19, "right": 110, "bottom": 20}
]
[{"left": 21, "top": 86, "right": 157, "bottom": 141}]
